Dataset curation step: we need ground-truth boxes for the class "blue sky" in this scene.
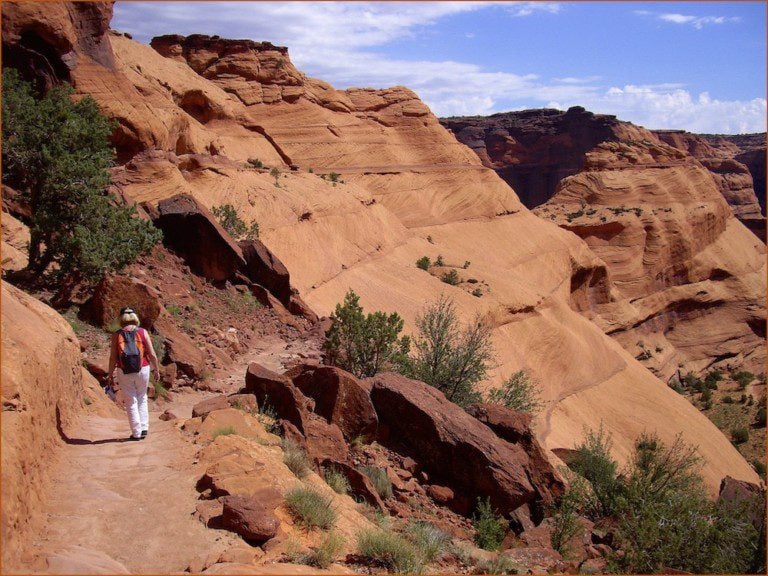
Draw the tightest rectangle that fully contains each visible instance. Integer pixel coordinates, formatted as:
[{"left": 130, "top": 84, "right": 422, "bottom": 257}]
[{"left": 112, "top": 1, "right": 766, "bottom": 133}]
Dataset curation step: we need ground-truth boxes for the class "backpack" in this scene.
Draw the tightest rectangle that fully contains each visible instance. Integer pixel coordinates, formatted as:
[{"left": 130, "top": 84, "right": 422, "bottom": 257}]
[{"left": 117, "top": 328, "right": 145, "bottom": 374}]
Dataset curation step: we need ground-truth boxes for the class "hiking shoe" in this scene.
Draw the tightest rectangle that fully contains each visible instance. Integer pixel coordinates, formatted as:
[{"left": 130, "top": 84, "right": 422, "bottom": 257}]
[
  {"left": 128, "top": 435, "right": 141, "bottom": 441},
  {"left": 140, "top": 430, "right": 148, "bottom": 439}
]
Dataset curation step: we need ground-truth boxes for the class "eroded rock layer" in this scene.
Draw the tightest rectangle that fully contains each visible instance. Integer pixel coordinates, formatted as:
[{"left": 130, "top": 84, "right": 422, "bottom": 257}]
[{"left": 1, "top": 1, "right": 762, "bottom": 508}]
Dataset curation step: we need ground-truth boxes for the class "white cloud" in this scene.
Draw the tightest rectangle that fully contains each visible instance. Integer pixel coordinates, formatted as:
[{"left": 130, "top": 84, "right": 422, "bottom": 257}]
[
  {"left": 547, "top": 85, "right": 766, "bottom": 133},
  {"left": 635, "top": 10, "right": 741, "bottom": 29},
  {"left": 112, "top": 2, "right": 765, "bottom": 133}
]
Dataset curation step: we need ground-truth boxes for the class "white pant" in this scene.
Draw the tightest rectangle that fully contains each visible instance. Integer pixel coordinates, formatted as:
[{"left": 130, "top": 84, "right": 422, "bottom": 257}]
[{"left": 116, "top": 366, "right": 149, "bottom": 438}]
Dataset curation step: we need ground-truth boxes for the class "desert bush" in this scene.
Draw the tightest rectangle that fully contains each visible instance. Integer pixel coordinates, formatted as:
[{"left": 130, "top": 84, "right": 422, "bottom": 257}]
[
  {"left": 247, "top": 157, "right": 264, "bottom": 168},
  {"left": 472, "top": 497, "right": 506, "bottom": 551},
  {"left": 323, "top": 290, "right": 410, "bottom": 378},
  {"left": 753, "top": 459, "right": 766, "bottom": 477},
  {"left": 722, "top": 395, "right": 734, "bottom": 404},
  {"left": 683, "top": 372, "right": 704, "bottom": 392},
  {"left": 487, "top": 370, "right": 542, "bottom": 413},
  {"left": 416, "top": 256, "right": 431, "bottom": 270},
  {"left": 405, "top": 521, "right": 449, "bottom": 563},
  {"left": 359, "top": 465, "right": 393, "bottom": 499},
  {"left": 441, "top": 269, "right": 461, "bottom": 285},
  {"left": 568, "top": 425, "right": 623, "bottom": 519},
  {"left": 2, "top": 69, "right": 160, "bottom": 283},
  {"left": 704, "top": 369, "right": 723, "bottom": 389},
  {"left": 357, "top": 528, "right": 423, "bottom": 574},
  {"left": 550, "top": 472, "right": 587, "bottom": 556},
  {"left": 152, "top": 379, "right": 169, "bottom": 400},
  {"left": 756, "top": 406, "right": 766, "bottom": 427},
  {"left": 731, "top": 427, "right": 749, "bottom": 444},
  {"left": 732, "top": 370, "right": 755, "bottom": 390},
  {"left": 403, "top": 296, "right": 492, "bottom": 407},
  {"left": 282, "top": 438, "right": 311, "bottom": 478},
  {"left": 211, "top": 204, "right": 259, "bottom": 240},
  {"left": 435, "top": 254, "right": 444, "bottom": 266},
  {"left": 302, "top": 532, "right": 343, "bottom": 568},
  {"left": 479, "top": 555, "right": 522, "bottom": 574},
  {"left": 701, "top": 388, "right": 712, "bottom": 403},
  {"left": 285, "top": 487, "right": 337, "bottom": 530},
  {"left": 270, "top": 167, "right": 281, "bottom": 186},
  {"left": 211, "top": 425, "right": 236, "bottom": 440},
  {"left": 323, "top": 467, "right": 351, "bottom": 495}
]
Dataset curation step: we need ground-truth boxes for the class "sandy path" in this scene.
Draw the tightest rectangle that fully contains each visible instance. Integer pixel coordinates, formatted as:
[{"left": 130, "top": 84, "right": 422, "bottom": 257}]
[{"left": 24, "top": 336, "right": 304, "bottom": 574}]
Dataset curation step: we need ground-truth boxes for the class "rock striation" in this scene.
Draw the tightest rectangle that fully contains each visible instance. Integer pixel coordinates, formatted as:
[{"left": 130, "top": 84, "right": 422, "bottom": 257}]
[{"left": 1, "top": 1, "right": 761, "bottom": 523}]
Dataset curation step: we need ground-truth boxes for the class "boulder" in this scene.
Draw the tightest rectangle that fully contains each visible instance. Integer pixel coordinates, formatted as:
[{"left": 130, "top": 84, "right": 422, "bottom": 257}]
[
  {"left": 291, "top": 366, "right": 377, "bottom": 440},
  {"left": 245, "top": 363, "right": 307, "bottom": 430},
  {"left": 280, "top": 416, "right": 348, "bottom": 464},
  {"left": 159, "top": 410, "right": 177, "bottom": 421},
  {"left": 192, "top": 395, "right": 230, "bottom": 419},
  {"left": 288, "top": 293, "right": 319, "bottom": 323},
  {"left": 155, "top": 194, "right": 246, "bottom": 282},
  {"left": 369, "top": 372, "right": 538, "bottom": 515},
  {"left": 467, "top": 403, "right": 565, "bottom": 506},
  {"left": 220, "top": 493, "right": 280, "bottom": 543},
  {"left": 426, "top": 484, "right": 454, "bottom": 505},
  {"left": 238, "top": 239, "right": 292, "bottom": 306},
  {"left": 718, "top": 475, "right": 765, "bottom": 530},
  {"left": 155, "top": 314, "right": 205, "bottom": 379},
  {"left": 321, "top": 459, "right": 386, "bottom": 509},
  {"left": 83, "top": 275, "right": 163, "bottom": 330}
]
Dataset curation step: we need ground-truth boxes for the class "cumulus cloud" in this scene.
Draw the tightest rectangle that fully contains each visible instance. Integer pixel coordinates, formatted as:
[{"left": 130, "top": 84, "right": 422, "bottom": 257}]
[
  {"left": 112, "top": 2, "right": 765, "bottom": 133},
  {"left": 635, "top": 10, "right": 740, "bottom": 29}
]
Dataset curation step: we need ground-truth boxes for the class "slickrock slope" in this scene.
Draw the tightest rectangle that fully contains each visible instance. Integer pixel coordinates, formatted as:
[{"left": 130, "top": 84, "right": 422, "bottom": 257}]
[
  {"left": 1, "top": 0, "right": 760, "bottom": 511},
  {"left": 654, "top": 130, "right": 766, "bottom": 237},
  {"left": 442, "top": 109, "right": 766, "bottom": 379},
  {"left": 1, "top": 281, "right": 116, "bottom": 571}
]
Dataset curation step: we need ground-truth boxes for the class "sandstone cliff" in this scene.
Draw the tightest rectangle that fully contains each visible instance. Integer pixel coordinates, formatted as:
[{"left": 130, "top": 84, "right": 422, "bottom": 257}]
[{"left": 1, "top": 0, "right": 761, "bottom": 505}]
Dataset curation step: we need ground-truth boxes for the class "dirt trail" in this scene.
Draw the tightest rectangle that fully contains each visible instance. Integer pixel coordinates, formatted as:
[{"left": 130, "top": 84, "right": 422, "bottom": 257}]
[{"left": 24, "top": 336, "right": 311, "bottom": 574}]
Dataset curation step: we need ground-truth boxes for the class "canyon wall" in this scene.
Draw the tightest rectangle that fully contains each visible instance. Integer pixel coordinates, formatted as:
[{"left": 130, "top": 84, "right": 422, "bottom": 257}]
[{"left": 1, "top": 2, "right": 762, "bottom": 497}]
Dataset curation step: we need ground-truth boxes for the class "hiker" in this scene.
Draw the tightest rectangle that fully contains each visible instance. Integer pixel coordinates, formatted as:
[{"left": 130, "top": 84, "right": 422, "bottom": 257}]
[{"left": 107, "top": 307, "right": 161, "bottom": 441}]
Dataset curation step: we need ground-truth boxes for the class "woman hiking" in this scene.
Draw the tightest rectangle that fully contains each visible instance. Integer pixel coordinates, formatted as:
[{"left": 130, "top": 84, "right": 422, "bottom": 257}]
[{"left": 108, "top": 307, "right": 161, "bottom": 440}]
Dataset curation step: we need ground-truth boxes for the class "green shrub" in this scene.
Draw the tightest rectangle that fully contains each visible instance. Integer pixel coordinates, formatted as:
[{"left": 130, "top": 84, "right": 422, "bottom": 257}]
[
  {"left": 403, "top": 296, "right": 491, "bottom": 407},
  {"left": 285, "top": 487, "right": 337, "bottom": 529},
  {"left": 568, "top": 425, "right": 623, "bottom": 519},
  {"left": 152, "top": 379, "right": 169, "bottom": 400},
  {"left": 683, "top": 372, "right": 704, "bottom": 392},
  {"left": 463, "top": 260, "right": 471, "bottom": 269},
  {"left": 753, "top": 459, "right": 766, "bottom": 477},
  {"left": 359, "top": 465, "right": 393, "bottom": 499},
  {"left": 270, "top": 167, "right": 281, "bottom": 186},
  {"left": 211, "top": 425, "right": 236, "bottom": 440},
  {"left": 435, "top": 254, "right": 444, "bottom": 266},
  {"left": 212, "top": 204, "right": 247, "bottom": 237},
  {"left": 487, "top": 370, "right": 542, "bottom": 413},
  {"left": 480, "top": 555, "right": 521, "bottom": 574},
  {"left": 282, "top": 438, "right": 311, "bottom": 479},
  {"left": 472, "top": 497, "right": 506, "bottom": 551},
  {"left": 416, "top": 256, "right": 431, "bottom": 270},
  {"left": 701, "top": 388, "right": 712, "bottom": 403},
  {"left": 550, "top": 472, "right": 586, "bottom": 557},
  {"left": 166, "top": 303, "right": 182, "bottom": 317},
  {"left": 247, "top": 157, "right": 264, "bottom": 168},
  {"left": 405, "top": 521, "right": 449, "bottom": 563},
  {"left": 302, "top": 532, "right": 343, "bottom": 568},
  {"left": 323, "top": 290, "right": 410, "bottom": 378},
  {"left": 2, "top": 69, "right": 161, "bottom": 283},
  {"left": 731, "top": 370, "right": 755, "bottom": 390},
  {"left": 441, "top": 269, "right": 461, "bottom": 285},
  {"left": 731, "top": 427, "right": 749, "bottom": 444},
  {"left": 704, "top": 369, "right": 723, "bottom": 389},
  {"left": 722, "top": 395, "right": 734, "bottom": 404},
  {"left": 329, "top": 172, "right": 341, "bottom": 183},
  {"left": 357, "top": 528, "right": 422, "bottom": 574},
  {"left": 323, "top": 467, "right": 351, "bottom": 495},
  {"left": 756, "top": 406, "right": 766, "bottom": 427}
]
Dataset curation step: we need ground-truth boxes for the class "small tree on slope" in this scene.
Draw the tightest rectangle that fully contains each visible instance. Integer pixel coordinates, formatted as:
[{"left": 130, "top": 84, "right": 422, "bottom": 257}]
[{"left": 1, "top": 68, "right": 160, "bottom": 283}]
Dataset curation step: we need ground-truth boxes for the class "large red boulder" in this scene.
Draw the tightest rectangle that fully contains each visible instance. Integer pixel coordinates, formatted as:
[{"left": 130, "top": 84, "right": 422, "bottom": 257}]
[
  {"left": 220, "top": 492, "right": 280, "bottom": 543},
  {"left": 155, "top": 194, "right": 246, "bottom": 282},
  {"left": 238, "top": 239, "right": 292, "bottom": 306},
  {"left": 244, "top": 363, "right": 307, "bottom": 429},
  {"left": 280, "top": 417, "right": 348, "bottom": 464},
  {"left": 83, "top": 275, "right": 163, "bottom": 330},
  {"left": 291, "top": 365, "right": 377, "bottom": 441},
  {"left": 369, "top": 372, "right": 538, "bottom": 516},
  {"left": 467, "top": 403, "right": 565, "bottom": 506},
  {"left": 155, "top": 313, "right": 205, "bottom": 378},
  {"left": 321, "top": 459, "right": 386, "bottom": 509}
]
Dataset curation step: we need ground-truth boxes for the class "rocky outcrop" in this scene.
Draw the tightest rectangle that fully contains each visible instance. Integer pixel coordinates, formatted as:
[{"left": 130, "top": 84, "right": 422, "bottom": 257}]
[
  {"left": 156, "top": 194, "right": 247, "bottom": 283},
  {"left": 244, "top": 363, "right": 307, "bottom": 428},
  {"left": 290, "top": 365, "right": 378, "bottom": 441},
  {"left": 239, "top": 240, "right": 292, "bottom": 306},
  {"left": 83, "top": 274, "right": 163, "bottom": 330},
  {"left": 220, "top": 492, "right": 280, "bottom": 543},
  {"left": 369, "top": 372, "right": 561, "bottom": 516},
  {"left": 1, "top": 281, "right": 115, "bottom": 570}
]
